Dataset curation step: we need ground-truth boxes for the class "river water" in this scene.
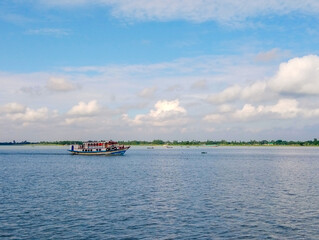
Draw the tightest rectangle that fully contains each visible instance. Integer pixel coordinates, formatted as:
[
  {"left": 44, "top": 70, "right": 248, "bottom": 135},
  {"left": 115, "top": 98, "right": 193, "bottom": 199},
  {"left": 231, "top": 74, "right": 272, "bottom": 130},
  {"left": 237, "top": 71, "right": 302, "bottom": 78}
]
[{"left": 1, "top": 146, "right": 319, "bottom": 239}]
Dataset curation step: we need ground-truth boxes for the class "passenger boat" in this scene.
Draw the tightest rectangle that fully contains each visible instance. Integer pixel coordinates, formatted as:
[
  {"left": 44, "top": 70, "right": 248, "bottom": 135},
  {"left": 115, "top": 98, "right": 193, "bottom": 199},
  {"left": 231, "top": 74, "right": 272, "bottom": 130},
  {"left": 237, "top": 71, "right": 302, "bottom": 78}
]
[{"left": 68, "top": 140, "right": 130, "bottom": 155}]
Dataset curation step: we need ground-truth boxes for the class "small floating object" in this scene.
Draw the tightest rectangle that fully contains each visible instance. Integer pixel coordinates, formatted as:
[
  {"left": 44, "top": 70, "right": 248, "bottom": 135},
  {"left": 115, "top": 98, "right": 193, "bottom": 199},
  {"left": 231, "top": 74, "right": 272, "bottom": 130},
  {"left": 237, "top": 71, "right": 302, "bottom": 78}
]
[
  {"left": 201, "top": 151, "right": 207, "bottom": 154},
  {"left": 147, "top": 147, "right": 154, "bottom": 149},
  {"left": 163, "top": 144, "right": 173, "bottom": 148}
]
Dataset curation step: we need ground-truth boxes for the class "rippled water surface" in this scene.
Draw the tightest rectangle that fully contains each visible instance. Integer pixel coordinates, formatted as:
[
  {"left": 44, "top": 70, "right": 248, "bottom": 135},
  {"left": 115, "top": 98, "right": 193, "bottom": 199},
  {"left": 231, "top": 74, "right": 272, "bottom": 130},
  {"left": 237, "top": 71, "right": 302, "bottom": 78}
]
[{"left": 1, "top": 146, "right": 319, "bottom": 239}]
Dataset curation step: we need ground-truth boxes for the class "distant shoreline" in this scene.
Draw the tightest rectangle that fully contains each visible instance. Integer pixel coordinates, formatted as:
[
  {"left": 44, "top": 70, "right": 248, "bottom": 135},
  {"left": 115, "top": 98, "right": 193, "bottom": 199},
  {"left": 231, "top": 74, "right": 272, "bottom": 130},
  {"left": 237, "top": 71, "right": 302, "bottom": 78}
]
[{"left": 1, "top": 139, "right": 319, "bottom": 147}]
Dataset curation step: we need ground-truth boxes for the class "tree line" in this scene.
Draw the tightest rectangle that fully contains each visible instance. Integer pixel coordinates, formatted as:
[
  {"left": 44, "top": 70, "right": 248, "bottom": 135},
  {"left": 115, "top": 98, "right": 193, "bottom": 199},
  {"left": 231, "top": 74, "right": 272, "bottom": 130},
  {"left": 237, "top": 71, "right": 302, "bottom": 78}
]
[
  {"left": 1, "top": 139, "right": 318, "bottom": 146},
  {"left": 119, "top": 139, "right": 319, "bottom": 146}
]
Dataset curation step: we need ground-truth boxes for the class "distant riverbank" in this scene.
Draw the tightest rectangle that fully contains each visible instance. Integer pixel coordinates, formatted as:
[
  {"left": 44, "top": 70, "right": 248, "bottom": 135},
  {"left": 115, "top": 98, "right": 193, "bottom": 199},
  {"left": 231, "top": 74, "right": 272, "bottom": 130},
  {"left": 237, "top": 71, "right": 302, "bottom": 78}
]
[{"left": 1, "top": 139, "right": 319, "bottom": 147}]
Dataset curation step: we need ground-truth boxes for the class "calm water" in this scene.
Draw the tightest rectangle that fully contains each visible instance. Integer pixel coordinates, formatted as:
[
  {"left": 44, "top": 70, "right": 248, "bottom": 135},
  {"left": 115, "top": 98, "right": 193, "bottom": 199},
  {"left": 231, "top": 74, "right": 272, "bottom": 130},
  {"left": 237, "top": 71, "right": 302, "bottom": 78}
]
[{"left": 1, "top": 146, "right": 319, "bottom": 239}]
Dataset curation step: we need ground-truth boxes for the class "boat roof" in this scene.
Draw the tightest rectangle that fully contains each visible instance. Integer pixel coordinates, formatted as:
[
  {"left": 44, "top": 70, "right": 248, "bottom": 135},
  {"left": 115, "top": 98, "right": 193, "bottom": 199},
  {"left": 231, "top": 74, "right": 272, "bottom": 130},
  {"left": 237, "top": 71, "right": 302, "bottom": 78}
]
[{"left": 83, "top": 140, "right": 118, "bottom": 144}]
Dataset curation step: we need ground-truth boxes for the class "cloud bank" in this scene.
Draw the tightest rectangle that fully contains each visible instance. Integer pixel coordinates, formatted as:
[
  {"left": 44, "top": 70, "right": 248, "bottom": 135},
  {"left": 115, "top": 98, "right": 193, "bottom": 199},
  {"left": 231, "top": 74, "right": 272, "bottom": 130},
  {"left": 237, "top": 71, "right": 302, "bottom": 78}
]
[
  {"left": 0, "top": 102, "right": 49, "bottom": 124},
  {"left": 208, "top": 55, "right": 319, "bottom": 104},
  {"left": 1, "top": 54, "right": 319, "bottom": 141}
]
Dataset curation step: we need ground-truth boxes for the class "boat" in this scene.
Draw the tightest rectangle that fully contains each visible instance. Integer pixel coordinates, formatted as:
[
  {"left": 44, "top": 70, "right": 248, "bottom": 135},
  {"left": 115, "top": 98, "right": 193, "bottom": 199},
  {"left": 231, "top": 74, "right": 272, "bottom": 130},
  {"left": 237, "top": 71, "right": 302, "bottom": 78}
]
[
  {"left": 68, "top": 140, "right": 130, "bottom": 155},
  {"left": 163, "top": 144, "right": 173, "bottom": 148}
]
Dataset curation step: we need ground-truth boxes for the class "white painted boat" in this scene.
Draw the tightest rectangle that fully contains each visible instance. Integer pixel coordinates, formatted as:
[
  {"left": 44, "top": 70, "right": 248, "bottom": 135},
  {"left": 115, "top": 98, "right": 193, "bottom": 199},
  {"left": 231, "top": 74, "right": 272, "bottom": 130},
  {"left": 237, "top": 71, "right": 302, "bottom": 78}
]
[{"left": 68, "top": 140, "right": 130, "bottom": 155}]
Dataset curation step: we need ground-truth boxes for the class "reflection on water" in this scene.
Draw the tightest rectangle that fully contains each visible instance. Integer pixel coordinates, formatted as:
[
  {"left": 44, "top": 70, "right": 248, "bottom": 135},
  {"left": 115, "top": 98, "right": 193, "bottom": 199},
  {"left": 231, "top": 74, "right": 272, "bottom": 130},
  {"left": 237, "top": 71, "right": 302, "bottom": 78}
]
[{"left": 1, "top": 146, "right": 319, "bottom": 239}]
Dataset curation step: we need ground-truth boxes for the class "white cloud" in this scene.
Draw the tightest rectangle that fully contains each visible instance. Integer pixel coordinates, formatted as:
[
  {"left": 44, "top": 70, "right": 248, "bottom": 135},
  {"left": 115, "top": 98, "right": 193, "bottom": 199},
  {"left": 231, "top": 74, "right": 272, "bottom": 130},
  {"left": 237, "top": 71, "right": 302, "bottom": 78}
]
[
  {"left": 233, "top": 104, "right": 264, "bottom": 120},
  {"left": 125, "top": 99, "right": 187, "bottom": 127},
  {"left": 265, "top": 99, "right": 300, "bottom": 119},
  {"left": 268, "top": 55, "right": 319, "bottom": 95},
  {"left": 47, "top": 77, "right": 78, "bottom": 92},
  {"left": 35, "top": 0, "right": 319, "bottom": 23},
  {"left": 0, "top": 102, "right": 49, "bottom": 122},
  {"left": 150, "top": 99, "right": 186, "bottom": 118},
  {"left": 0, "top": 102, "right": 26, "bottom": 114},
  {"left": 240, "top": 81, "right": 268, "bottom": 101},
  {"left": 233, "top": 99, "right": 300, "bottom": 120},
  {"left": 302, "top": 108, "right": 319, "bottom": 118},
  {"left": 26, "top": 28, "right": 70, "bottom": 36},
  {"left": 2, "top": 54, "right": 319, "bottom": 141},
  {"left": 204, "top": 98, "right": 304, "bottom": 123},
  {"left": 208, "top": 55, "right": 319, "bottom": 104},
  {"left": 0, "top": 11, "right": 34, "bottom": 25},
  {"left": 67, "top": 100, "right": 100, "bottom": 116},
  {"left": 16, "top": 107, "right": 49, "bottom": 122},
  {"left": 207, "top": 85, "right": 241, "bottom": 103},
  {"left": 2, "top": 107, "right": 49, "bottom": 122},
  {"left": 64, "top": 116, "right": 95, "bottom": 125}
]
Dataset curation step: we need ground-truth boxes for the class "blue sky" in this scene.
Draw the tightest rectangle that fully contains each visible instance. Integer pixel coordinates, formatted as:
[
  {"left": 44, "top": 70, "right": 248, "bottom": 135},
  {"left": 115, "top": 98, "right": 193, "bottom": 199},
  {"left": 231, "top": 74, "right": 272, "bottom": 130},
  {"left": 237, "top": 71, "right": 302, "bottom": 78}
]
[{"left": 1, "top": 0, "right": 319, "bottom": 141}]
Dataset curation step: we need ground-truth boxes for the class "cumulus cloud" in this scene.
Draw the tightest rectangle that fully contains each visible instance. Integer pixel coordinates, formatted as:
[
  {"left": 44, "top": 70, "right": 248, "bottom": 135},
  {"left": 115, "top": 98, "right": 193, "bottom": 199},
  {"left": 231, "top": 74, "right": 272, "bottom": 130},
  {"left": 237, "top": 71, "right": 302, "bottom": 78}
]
[
  {"left": 233, "top": 99, "right": 300, "bottom": 120},
  {"left": 46, "top": 77, "right": 78, "bottom": 92},
  {"left": 0, "top": 103, "right": 26, "bottom": 114},
  {"left": 12, "top": 107, "right": 49, "bottom": 122},
  {"left": 233, "top": 99, "right": 302, "bottom": 120},
  {"left": 0, "top": 103, "right": 49, "bottom": 122},
  {"left": 208, "top": 55, "right": 319, "bottom": 104},
  {"left": 204, "top": 98, "right": 309, "bottom": 123},
  {"left": 0, "top": 102, "right": 49, "bottom": 122},
  {"left": 266, "top": 99, "right": 300, "bottom": 119},
  {"left": 150, "top": 99, "right": 186, "bottom": 118},
  {"left": 232, "top": 99, "right": 301, "bottom": 120},
  {"left": 36, "top": 0, "right": 319, "bottom": 23},
  {"left": 268, "top": 55, "right": 319, "bottom": 95},
  {"left": 240, "top": 81, "right": 268, "bottom": 101},
  {"left": 124, "top": 99, "right": 187, "bottom": 127},
  {"left": 2, "top": 53, "right": 319, "bottom": 140},
  {"left": 233, "top": 104, "right": 264, "bottom": 120},
  {"left": 67, "top": 100, "right": 100, "bottom": 116}
]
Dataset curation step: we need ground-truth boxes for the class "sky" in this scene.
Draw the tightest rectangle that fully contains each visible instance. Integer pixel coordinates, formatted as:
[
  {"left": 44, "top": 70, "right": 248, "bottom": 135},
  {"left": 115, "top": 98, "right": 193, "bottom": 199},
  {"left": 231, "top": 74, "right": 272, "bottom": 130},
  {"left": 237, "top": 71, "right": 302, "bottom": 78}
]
[{"left": 1, "top": 0, "right": 319, "bottom": 142}]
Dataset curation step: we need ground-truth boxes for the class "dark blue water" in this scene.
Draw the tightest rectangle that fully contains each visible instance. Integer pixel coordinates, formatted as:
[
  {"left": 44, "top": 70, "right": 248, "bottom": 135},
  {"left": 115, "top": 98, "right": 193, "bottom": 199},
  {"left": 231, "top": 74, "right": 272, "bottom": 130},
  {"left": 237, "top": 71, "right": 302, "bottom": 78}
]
[{"left": 1, "top": 146, "right": 319, "bottom": 239}]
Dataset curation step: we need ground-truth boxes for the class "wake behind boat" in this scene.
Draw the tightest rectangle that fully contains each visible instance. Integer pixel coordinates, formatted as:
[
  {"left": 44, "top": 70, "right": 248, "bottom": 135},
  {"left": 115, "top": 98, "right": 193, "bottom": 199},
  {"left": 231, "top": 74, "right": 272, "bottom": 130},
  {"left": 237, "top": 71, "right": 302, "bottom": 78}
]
[{"left": 68, "top": 140, "right": 130, "bottom": 155}]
